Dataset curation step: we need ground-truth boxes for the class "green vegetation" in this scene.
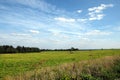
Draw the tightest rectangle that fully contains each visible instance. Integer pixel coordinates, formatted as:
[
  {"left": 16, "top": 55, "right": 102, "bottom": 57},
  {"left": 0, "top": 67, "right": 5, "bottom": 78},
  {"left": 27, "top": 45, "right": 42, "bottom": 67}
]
[
  {"left": 0, "top": 49, "right": 120, "bottom": 80},
  {"left": 0, "top": 45, "right": 40, "bottom": 53}
]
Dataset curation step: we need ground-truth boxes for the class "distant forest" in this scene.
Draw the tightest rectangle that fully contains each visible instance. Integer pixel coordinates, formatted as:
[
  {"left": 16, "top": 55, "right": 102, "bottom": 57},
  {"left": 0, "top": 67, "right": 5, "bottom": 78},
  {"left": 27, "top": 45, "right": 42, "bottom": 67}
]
[
  {"left": 0, "top": 45, "right": 79, "bottom": 53},
  {"left": 0, "top": 45, "right": 40, "bottom": 53}
]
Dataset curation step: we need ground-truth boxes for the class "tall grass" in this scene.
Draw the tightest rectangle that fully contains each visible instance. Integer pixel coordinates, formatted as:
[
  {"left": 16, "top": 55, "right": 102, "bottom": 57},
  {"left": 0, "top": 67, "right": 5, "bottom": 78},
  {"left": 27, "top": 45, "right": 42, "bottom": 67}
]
[{"left": 4, "top": 56, "right": 120, "bottom": 80}]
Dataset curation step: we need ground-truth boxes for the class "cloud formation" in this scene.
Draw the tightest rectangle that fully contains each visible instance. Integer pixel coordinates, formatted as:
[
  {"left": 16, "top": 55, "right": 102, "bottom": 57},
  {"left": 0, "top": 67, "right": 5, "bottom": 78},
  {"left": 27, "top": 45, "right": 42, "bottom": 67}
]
[
  {"left": 54, "top": 17, "right": 75, "bottom": 22},
  {"left": 29, "top": 30, "right": 40, "bottom": 34},
  {"left": 77, "top": 10, "right": 82, "bottom": 13},
  {"left": 88, "top": 4, "right": 113, "bottom": 21},
  {"left": 7, "top": 0, "right": 56, "bottom": 13},
  {"left": 11, "top": 33, "right": 30, "bottom": 36},
  {"left": 88, "top": 4, "right": 113, "bottom": 12},
  {"left": 0, "top": 0, "right": 119, "bottom": 49},
  {"left": 85, "top": 30, "right": 112, "bottom": 36}
]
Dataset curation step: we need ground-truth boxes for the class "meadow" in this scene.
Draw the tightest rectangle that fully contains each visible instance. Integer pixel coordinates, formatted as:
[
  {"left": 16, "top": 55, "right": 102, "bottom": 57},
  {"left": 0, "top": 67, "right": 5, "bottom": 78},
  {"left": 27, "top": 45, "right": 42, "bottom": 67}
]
[{"left": 0, "top": 49, "right": 120, "bottom": 80}]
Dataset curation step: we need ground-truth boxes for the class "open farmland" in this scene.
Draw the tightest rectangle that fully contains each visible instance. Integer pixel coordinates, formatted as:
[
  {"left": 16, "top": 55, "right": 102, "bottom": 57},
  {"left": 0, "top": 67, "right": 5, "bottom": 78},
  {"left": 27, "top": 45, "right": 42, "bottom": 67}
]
[{"left": 0, "top": 49, "right": 120, "bottom": 80}]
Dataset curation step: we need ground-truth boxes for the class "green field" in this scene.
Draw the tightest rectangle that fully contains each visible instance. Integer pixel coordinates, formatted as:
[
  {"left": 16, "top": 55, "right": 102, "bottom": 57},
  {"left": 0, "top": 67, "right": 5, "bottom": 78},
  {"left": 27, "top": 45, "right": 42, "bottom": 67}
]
[{"left": 0, "top": 49, "right": 120, "bottom": 79}]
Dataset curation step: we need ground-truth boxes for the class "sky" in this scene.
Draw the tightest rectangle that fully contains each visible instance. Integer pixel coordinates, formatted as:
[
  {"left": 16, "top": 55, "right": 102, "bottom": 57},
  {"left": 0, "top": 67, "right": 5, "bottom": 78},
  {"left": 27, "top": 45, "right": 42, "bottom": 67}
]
[{"left": 0, "top": 0, "right": 120, "bottom": 49}]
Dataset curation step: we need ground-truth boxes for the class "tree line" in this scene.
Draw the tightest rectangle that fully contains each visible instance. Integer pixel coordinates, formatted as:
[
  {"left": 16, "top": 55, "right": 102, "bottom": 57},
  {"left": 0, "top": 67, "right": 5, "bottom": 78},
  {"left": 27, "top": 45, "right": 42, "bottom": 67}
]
[
  {"left": 0, "top": 45, "right": 40, "bottom": 53},
  {"left": 0, "top": 45, "right": 79, "bottom": 54}
]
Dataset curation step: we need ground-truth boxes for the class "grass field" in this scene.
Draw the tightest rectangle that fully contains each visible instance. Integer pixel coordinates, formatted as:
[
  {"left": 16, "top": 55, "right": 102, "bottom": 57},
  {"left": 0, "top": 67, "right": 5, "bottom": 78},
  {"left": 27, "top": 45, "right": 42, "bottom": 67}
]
[{"left": 0, "top": 49, "right": 120, "bottom": 79}]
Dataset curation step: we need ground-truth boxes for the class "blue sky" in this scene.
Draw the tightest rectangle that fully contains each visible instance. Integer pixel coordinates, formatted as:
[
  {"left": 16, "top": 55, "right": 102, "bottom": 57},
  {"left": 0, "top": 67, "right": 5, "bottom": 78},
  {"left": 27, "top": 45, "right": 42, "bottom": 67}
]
[{"left": 0, "top": 0, "right": 120, "bottom": 49}]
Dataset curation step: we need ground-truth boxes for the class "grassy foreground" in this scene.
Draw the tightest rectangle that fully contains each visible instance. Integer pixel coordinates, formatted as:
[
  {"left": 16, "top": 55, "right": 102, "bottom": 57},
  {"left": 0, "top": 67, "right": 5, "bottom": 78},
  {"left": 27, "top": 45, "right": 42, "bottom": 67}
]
[
  {"left": 5, "top": 56, "right": 120, "bottom": 80},
  {"left": 0, "top": 49, "right": 120, "bottom": 79}
]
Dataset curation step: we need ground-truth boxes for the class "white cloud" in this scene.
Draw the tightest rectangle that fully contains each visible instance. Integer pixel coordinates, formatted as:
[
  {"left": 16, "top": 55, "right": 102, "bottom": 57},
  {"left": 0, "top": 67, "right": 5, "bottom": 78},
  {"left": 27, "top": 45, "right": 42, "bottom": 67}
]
[
  {"left": 54, "top": 17, "right": 75, "bottom": 22},
  {"left": 48, "top": 29, "right": 83, "bottom": 36},
  {"left": 89, "top": 14, "right": 105, "bottom": 20},
  {"left": 29, "top": 30, "right": 40, "bottom": 34},
  {"left": 81, "top": 37, "right": 90, "bottom": 41},
  {"left": 11, "top": 33, "right": 30, "bottom": 36},
  {"left": 77, "top": 18, "right": 88, "bottom": 22},
  {"left": 5, "top": 0, "right": 68, "bottom": 15},
  {"left": 88, "top": 4, "right": 113, "bottom": 21},
  {"left": 88, "top": 4, "right": 113, "bottom": 12},
  {"left": 77, "top": 10, "right": 82, "bottom": 13},
  {"left": 85, "top": 30, "right": 112, "bottom": 35},
  {"left": 0, "top": 0, "right": 118, "bottom": 49},
  {"left": 9, "top": 0, "right": 56, "bottom": 13},
  {"left": 0, "top": 33, "right": 47, "bottom": 48},
  {"left": 48, "top": 29, "right": 61, "bottom": 36}
]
